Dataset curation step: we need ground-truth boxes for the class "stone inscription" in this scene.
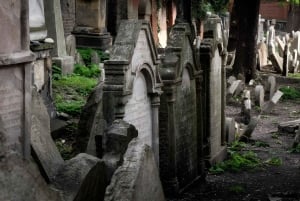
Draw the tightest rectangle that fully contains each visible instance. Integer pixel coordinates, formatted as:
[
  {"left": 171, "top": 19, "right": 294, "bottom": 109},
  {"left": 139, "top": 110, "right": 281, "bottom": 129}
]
[
  {"left": 124, "top": 72, "right": 152, "bottom": 146},
  {"left": 0, "top": 67, "right": 23, "bottom": 150}
]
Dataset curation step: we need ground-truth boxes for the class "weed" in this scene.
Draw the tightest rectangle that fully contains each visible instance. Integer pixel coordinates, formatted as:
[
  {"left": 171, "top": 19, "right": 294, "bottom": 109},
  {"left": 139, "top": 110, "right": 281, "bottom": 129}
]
[
  {"left": 74, "top": 63, "right": 100, "bottom": 78},
  {"left": 77, "top": 48, "right": 110, "bottom": 66},
  {"left": 254, "top": 141, "right": 270, "bottom": 148},
  {"left": 228, "top": 141, "right": 247, "bottom": 152},
  {"left": 279, "top": 86, "right": 300, "bottom": 100},
  {"left": 288, "top": 73, "right": 300, "bottom": 79},
  {"left": 55, "top": 139, "right": 74, "bottom": 160},
  {"left": 264, "top": 157, "right": 282, "bottom": 166},
  {"left": 271, "top": 133, "right": 279, "bottom": 139},
  {"left": 288, "top": 144, "right": 300, "bottom": 153},
  {"left": 228, "top": 185, "right": 245, "bottom": 193},
  {"left": 52, "top": 75, "right": 97, "bottom": 116}
]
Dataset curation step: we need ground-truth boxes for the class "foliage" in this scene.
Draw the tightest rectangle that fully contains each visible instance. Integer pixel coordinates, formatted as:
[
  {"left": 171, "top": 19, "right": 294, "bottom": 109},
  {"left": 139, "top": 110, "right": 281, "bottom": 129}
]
[
  {"left": 55, "top": 139, "right": 73, "bottom": 160},
  {"left": 264, "top": 157, "right": 282, "bottom": 166},
  {"left": 288, "top": 144, "right": 300, "bottom": 153},
  {"left": 74, "top": 64, "right": 100, "bottom": 78},
  {"left": 192, "top": 0, "right": 229, "bottom": 19},
  {"left": 77, "top": 48, "right": 109, "bottom": 66},
  {"left": 254, "top": 141, "right": 270, "bottom": 148},
  {"left": 52, "top": 75, "right": 97, "bottom": 116},
  {"left": 288, "top": 73, "right": 300, "bottom": 78},
  {"left": 279, "top": 86, "right": 300, "bottom": 100},
  {"left": 228, "top": 185, "right": 246, "bottom": 193}
]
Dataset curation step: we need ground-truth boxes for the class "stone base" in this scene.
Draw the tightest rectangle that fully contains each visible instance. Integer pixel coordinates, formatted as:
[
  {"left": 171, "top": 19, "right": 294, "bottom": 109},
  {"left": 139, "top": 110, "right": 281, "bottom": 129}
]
[
  {"left": 209, "top": 146, "right": 228, "bottom": 165},
  {"left": 52, "top": 56, "right": 74, "bottom": 75},
  {"left": 73, "top": 32, "right": 112, "bottom": 51}
]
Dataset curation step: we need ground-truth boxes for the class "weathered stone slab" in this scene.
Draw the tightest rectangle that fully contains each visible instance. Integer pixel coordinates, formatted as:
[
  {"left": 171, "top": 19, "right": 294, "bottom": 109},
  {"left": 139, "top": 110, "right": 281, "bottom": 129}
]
[
  {"left": 31, "top": 89, "right": 64, "bottom": 182},
  {"left": 267, "top": 75, "right": 276, "bottom": 100},
  {"left": 66, "top": 35, "right": 77, "bottom": 58},
  {"left": 227, "top": 75, "right": 236, "bottom": 86},
  {"left": 53, "top": 153, "right": 101, "bottom": 201},
  {"left": 262, "top": 90, "right": 283, "bottom": 114},
  {"left": 240, "top": 115, "right": 260, "bottom": 141},
  {"left": 257, "top": 42, "right": 268, "bottom": 70},
  {"left": 227, "top": 80, "right": 244, "bottom": 96},
  {"left": 269, "top": 42, "right": 283, "bottom": 73},
  {"left": 104, "top": 139, "right": 165, "bottom": 201},
  {"left": 255, "top": 85, "right": 265, "bottom": 108},
  {"left": 226, "top": 117, "right": 236, "bottom": 143},
  {"left": 278, "top": 119, "right": 300, "bottom": 134},
  {"left": 29, "top": 0, "right": 47, "bottom": 40}
]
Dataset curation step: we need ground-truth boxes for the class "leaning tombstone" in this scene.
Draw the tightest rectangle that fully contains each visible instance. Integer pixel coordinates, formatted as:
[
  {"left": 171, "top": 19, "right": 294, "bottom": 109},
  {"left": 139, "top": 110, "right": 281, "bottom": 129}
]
[
  {"left": 262, "top": 90, "right": 283, "bottom": 114},
  {"left": 255, "top": 85, "right": 265, "bottom": 108}
]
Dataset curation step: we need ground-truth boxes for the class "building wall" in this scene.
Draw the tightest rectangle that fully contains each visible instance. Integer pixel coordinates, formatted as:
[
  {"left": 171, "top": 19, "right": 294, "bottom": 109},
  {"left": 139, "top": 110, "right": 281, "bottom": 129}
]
[{"left": 260, "top": 1, "right": 289, "bottom": 21}]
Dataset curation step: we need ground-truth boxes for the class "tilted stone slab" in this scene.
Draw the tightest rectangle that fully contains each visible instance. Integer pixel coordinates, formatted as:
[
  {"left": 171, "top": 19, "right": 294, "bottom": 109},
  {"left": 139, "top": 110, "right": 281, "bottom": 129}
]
[
  {"left": 31, "top": 89, "right": 64, "bottom": 182},
  {"left": 104, "top": 138, "right": 165, "bottom": 201},
  {"left": 255, "top": 85, "right": 265, "bottom": 108},
  {"left": 278, "top": 119, "right": 300, "bottom": 134}
]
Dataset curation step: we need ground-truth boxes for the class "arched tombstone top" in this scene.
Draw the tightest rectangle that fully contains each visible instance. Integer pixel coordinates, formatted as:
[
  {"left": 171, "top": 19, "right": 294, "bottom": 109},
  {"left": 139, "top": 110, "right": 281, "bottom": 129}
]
[
  {"left": 160, "top": 23, "right": 198, "bottom": 82},
  {"left": 104, "top": 20, "right": 162, "bottom": 95}
]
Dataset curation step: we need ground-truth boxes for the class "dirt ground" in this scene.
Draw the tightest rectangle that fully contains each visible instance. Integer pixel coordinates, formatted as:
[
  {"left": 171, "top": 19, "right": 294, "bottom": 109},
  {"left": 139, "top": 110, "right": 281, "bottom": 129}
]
[{"left": 168, "top": 75, "right": 300, "bottom": 201}]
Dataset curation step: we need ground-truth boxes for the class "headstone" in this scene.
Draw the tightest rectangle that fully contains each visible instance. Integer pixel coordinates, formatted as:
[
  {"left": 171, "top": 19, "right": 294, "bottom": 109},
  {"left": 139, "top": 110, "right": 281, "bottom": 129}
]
[
  {"left": 103, "top": 20, "right": 162, "bottom": 165},
  {"left": 91, "top": 51, "right": 100, "bottom": 65},
  {"left": 102, "top": 120, "right": 138, "bottom": 180},
  {"left": 255, "top": 85, "right": 265, "bottom": 108},
  {"left": 31, "top": 89, "right": 64, "bottom": 182},
  {"left": 262, "top": 90, "right": 283, "bottom": 114},
  {"left": 44, "top": 0, "right": 74, "bottom": 75},
  {"left": 278, "top": 119, "right": 300, "bottom": 134},
  {"left": 104, "top": 139, "right": 166, "bottom": 201},
  {"left": 159, "top": 22, "right": 200, "bottom": 193},
  {"left": 267, "top": 75, "right": 276, "bottom": 100},
  {"left": 257, "top": 42, "right": 268, "bottom": 69},
  {"left": 200, "top": 15, "right": 227, "bottom": 165},
  {"left": 241, "top": 90, "right": 251, "bottom": 124},
  {"left": 290, "top": 31, "right": 300, "bottom": 53},
  {"left": 269, "top": 42, "right": 283, "bottom": 73},
  {"left": 53, "top": 153, "right": 101, "bottom": 201},
  {"left": 73, "top": 0, "right": 112, "bottom": 50},
  {"left": 227, "top": 80, "right": 244, "bottom": 97},
  {"left": 29, "top": 0, "right": 47, "bottom": 41},
  {"left": 276, "top": 36, "right": 285, "bottom": 57},
  {"left": 240, "top": 115, "right": 260, "bottom": 141},
  {"left": 226, "top": 117, "right": 236, "bottom": 143},
  {"left": 66, "top": 35, "right": 77, "bottom": 58},
  {"left": 227, "top": 75, "right": 236, "bottom": 86}
]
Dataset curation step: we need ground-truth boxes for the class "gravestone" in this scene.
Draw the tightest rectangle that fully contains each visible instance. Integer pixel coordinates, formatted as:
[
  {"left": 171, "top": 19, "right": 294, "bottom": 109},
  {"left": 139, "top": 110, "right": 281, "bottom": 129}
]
[
  {"left": 73, "top": 0, "right": 112, "bottom": 50},
  {"left": 159, "top": 22, "right": 201, "bottom": 193},
  {"left": 44, "top": 0, "right": 74, "bottom": 75},
  {"left": 103, "top": 20, "right": 162, "bottom": 165},
  {"left": 268, "top": 75, "right": 276, "bottom": 100},
  {"left": 31, "top": 89, "right": 64, "bottom": 182},
  {"left": 0, "top": 0, "right": 35, "bottom": 159},
  {"left": 29, "top": 0, "right": 47, "bottom": 41},
  {"left": 257, "top": 42, "right": 268, "bottom": 69},
  {"left": 255, "top": 85, "right": 265, "bottom": 108},
  {"left": 104, "top": 138, "right": 165, "bottom": 201},
  {"left": 200, "top": 15, "right": 227, "bottom": 165}
]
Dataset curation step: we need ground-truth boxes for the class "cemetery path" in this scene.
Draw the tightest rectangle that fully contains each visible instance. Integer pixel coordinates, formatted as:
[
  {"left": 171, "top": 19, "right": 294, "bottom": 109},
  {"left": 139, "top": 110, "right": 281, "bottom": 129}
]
[{"left": 168, "top": 82, "right": 300, "bottom": 201}]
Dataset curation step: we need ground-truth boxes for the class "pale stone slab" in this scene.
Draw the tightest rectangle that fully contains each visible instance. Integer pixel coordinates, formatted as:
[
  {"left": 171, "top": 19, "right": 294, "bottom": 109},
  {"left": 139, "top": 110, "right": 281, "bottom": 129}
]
[
  {"left": 226, "top": 117, "right": 235, "bottom": 143},
  {"left": 31, "top": 90, "right": 64, "bottom": 182},
  {"left": 268, "top": 75, "right": 276, "bottom": 100},
  {"left": 255, "top": 85, "right": 265, "bottom": 108},
  {"left": 227, "top": 80, "right": 243, "bottom": 96}
]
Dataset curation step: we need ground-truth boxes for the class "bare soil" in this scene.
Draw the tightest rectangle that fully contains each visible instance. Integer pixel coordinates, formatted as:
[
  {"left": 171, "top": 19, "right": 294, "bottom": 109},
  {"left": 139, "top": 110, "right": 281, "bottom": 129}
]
[{"left": 168, "top": 75, "right": 300, "bottom": 201}]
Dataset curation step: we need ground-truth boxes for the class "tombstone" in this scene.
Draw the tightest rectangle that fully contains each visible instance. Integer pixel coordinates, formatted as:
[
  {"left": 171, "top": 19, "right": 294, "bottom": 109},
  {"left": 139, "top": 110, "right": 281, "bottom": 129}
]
[
  {"left": 73, "top": 0, "right": 112, "bottom": 50},
  {"left": 262, "top": 90, "right": 283, "bottom": 114},
  {"left": 227, "top": 75, "right": 236, "bottom": 86},
  {"left": 267, "top": 75, "right": 276, "bottom": 100},
  {"left": 31, "top": 90, "right": 64, "bottom": 182},
  {"left": 255, "top": 85, "right": 265, "bottom": 108},
  {"left": 29, "top": 0, "right": 47, "bottom": 41},
  {"left": 104, "top": 138, "right": 165, "bottom": 201},
  {"left": 226, "top": 117, "right": 235, "bottom": 143},
  {"left": 159, "top": 22, "right": 202, "bottom": 194},
  {"left": 66, "top": 34, "right": 77, "bottom": 58},
  {"left": 44, "top": 0, "right": 74, "bottom": 75},
  {"left": 257, "top": 42, "right": 268, "bottom": 70},
  {"left": 200, "top": 15, "right": 227, "bottom": 165},
  {"left": 290, "top": 31, "right": 300, "bottom": 53},
  {"left": 282, "top": 44, "right": 290, "bottom": 76},
  {"left": 103, "top": 20, "right": 162, "bottom": 165},
  {"left": 0, "top": 0, "right": 35, "bottom": 159}
]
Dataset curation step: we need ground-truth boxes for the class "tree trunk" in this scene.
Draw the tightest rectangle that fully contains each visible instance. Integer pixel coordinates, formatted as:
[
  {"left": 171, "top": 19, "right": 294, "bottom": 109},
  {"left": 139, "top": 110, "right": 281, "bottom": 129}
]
[
  {"left": 228, "top": 0, "right": 260, "bottom": 82},
  {"left": 286, "top": 3, "right": 300, "bottom": 32}
]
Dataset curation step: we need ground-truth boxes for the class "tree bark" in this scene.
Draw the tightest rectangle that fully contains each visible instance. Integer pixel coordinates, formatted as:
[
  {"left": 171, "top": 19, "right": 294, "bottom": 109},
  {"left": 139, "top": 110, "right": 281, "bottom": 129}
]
[
  {"left": 286, "top": 3, "right": 300, "bottom": 32},
  {"left": 228, "top": 0, "right": 260, "bottom": 82}
]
